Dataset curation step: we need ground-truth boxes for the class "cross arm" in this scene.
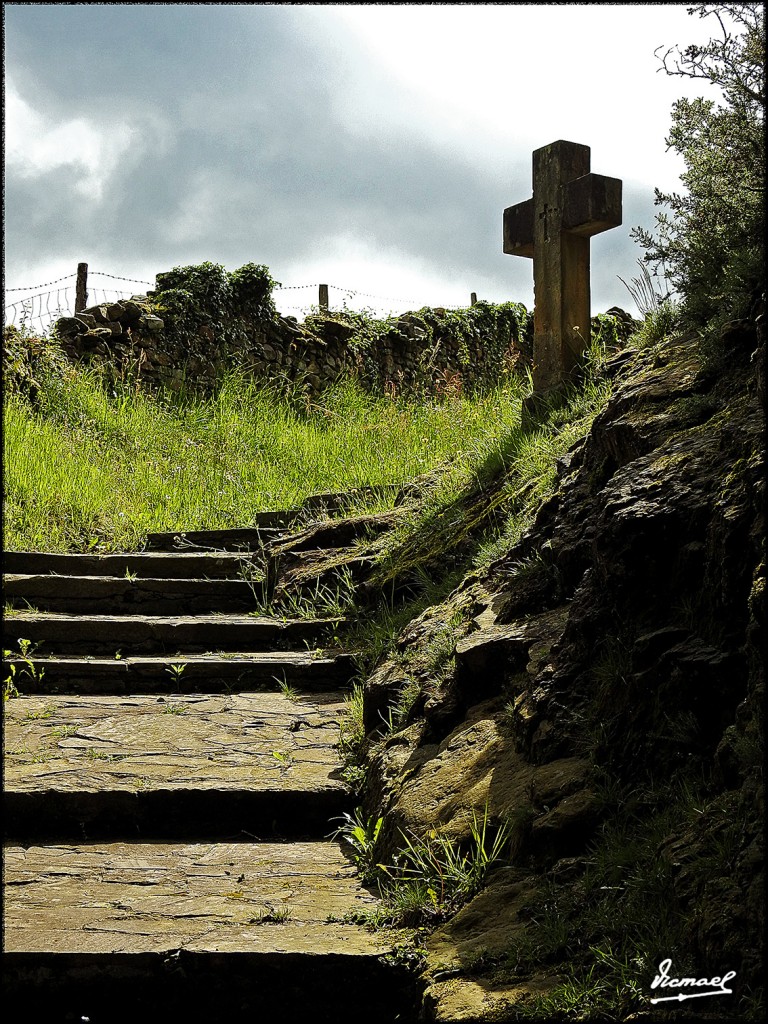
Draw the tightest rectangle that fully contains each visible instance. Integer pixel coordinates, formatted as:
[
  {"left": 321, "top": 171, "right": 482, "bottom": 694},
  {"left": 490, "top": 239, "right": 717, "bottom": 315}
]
[
  {"left": 503, "top": 197, "right": 534, "bottom": 258},
  {"left": 563, "top": 173, "right": 622, "bottom": 237}
]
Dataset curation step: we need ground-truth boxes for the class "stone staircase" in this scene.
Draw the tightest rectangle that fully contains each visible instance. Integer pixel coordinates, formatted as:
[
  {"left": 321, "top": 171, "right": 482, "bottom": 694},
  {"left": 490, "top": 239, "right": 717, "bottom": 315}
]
[{"left": 3, "top": 507, "right": 418, "bottom": 1022}]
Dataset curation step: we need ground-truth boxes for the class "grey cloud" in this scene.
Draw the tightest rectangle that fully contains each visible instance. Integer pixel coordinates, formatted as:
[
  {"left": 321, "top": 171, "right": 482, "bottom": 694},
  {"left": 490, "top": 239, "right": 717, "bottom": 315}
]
[
  {"left": 5, "top": 4, "right": 658, "bottom": 313},
  {"left": 4, "top": 5, "right": 292, "bottom": 117}
]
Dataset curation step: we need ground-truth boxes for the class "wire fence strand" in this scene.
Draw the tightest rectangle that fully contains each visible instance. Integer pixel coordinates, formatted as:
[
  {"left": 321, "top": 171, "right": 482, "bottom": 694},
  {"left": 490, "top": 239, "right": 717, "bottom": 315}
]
[
  {"left": 5, "top": 269, "right": 472, "bottom": 331},
  {"left": 4, "top": 287, "right": 136, "bottom": 332}
]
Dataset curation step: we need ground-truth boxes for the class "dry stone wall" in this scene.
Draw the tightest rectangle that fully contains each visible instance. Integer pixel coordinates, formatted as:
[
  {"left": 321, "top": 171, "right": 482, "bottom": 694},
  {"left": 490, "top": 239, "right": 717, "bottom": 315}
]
[{"left": 51, "top": 268, "right": 532, "bottom": 397}]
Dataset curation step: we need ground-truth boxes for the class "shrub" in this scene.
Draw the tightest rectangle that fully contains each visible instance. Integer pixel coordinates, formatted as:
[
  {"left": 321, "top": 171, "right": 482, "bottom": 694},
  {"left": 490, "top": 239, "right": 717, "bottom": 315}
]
[{"left": 633, "top": 4, "right": 765, "bottom": 326}]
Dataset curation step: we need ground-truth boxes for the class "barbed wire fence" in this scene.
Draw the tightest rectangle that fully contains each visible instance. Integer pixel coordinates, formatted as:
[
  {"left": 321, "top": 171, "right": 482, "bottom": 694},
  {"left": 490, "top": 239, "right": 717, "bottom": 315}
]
[
  {"left": 4, "top": 266, "right": 479, "bottom": 334},
  {"left": 273, "top": 282, "right": 474, "bottom": 318},
  {"left": 3, "top": 270, "right": 154, "bottom": 334}
]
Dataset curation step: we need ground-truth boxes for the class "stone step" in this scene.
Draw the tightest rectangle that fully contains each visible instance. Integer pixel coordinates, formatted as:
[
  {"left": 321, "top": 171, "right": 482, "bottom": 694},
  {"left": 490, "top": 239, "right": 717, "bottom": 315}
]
[
  {"left": 299, "top": 485, "right": 402, "bottom": 517},
  {"left": 144, "top": 526, "right": 285, "bottom": 551},
  {"left": 3, "top": 612, "right": 345, "bottom": 655},
  {"left": 4, "top": 691, "right": 351, "bottom": 840},
  {"left": 4, "top": 573, "right": 264, "bottom": 615},
  {"left": 3, "top": 550, "right": 258, "bottom": 579},
  {"left": 3, "top": 840, "right": 417, "bottom": 1023},
  {"left": 3, "top": 651, "right": 356, "bottom": 695},
  {"left": 270, "top": 508, "right": 407, "bottom": 555}
]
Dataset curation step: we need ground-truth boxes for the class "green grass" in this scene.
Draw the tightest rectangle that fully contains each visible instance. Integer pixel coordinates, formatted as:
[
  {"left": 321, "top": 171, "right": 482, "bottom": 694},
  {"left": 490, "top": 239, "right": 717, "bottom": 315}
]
[
  {"left": 4, "top": 359, "right": 527, "bottom": 552},
  {"left": 366, "top": 368, "right": 612, "bottom": 594},
  {"left": 331, "top": 805, "right": 512, "bottom": 928}
]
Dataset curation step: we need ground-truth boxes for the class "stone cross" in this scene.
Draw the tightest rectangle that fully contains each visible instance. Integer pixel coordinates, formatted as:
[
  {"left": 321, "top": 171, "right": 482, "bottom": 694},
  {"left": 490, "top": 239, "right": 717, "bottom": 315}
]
[{"left": 504, "top": 140, "right": 622, "bottom": 394}]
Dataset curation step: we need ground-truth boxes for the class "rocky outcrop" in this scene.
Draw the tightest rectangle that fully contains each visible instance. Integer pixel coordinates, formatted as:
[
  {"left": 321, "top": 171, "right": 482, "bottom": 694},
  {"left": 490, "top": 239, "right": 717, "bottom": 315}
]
[{"left": 355, "top": 314, "right": 764, "bottom": 1017}]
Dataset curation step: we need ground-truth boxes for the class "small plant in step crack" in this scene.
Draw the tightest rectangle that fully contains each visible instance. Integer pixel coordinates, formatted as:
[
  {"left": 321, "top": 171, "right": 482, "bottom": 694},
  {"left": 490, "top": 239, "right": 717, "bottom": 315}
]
[
  {"left": 250, "top": 904, "right": 292, "bottom": 924},
  {"left": 124, "top": 567, "right": 139, "bottom": 582},
  {"left": 329, "top": 808, "right": 384, "bottom": 884},
  {"left": 3, "top": 664, "right": 20, "bottom": 700},
  {"left": 271, "top": 749, "right": 293, "bottom": 766},
  {"left": 276, "top": 675, "right": 298, "bottom": 701},
  {"left": 326, "top": 902, "right": 396, "bottom": 928},
  {"left": 379, "top": 940, "right": 429, "bottom": 973},
  {"left": 51, "top": 723, "right": 80, "bottom": 740},
  {"left": 86, "top": 747, "right": 125, "bottom": 762},
  {"left": 4, "top": 638, "right": 46, "bottom": 699},
  {"left": 4, "top": 600, "right": 39, "bottom": 617},
  {"left": 337, "top": 682, "right": 368, "bottom": 792},
  {"left": 238, "top": 557, "right": 269, "bottom": 603},
  {"left": 162, "top": 703, "right": 189, "bottom": 715},
  {"left": 24, "top": 704, "right": 56, "bottom": 721},
  {"left": 341, "top": 762, "right": 368, "bottom": 793},
  {"left": 164, "top": 662, "right": 187, "bottom": 685}
]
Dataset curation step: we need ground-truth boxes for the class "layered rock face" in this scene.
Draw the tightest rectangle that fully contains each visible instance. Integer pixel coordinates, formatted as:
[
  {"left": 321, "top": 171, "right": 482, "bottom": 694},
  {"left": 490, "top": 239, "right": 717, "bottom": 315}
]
[{"left": 360, "top": 314, "right": 764, "bottom": 1016}]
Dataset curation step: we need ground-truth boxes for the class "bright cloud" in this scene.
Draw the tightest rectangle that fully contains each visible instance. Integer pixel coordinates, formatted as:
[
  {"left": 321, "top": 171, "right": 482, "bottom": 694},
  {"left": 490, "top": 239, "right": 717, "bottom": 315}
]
[
  {"left": 3, "top": 3, "right": 736, "bottom": 319},
  {"left": 5, "top": 80, "right": 136, "bottom": 201}
]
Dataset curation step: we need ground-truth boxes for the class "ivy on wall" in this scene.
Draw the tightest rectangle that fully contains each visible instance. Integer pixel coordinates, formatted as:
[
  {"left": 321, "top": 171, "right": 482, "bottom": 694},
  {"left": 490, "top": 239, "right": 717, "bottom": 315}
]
[{"left": 151, "top": 262, "right": 279, "bottom": 353}]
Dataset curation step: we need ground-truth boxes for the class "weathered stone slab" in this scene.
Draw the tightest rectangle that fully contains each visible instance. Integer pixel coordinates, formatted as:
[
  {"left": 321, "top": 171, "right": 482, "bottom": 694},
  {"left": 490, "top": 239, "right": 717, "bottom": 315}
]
[
  {"left": 4, "top": 692, "right": 351, "bottom": 838},
  {"left": 3, "top": 611, "right": 344, "bottom": 654},
  {"left": 2, "top": 651, "right": 356, "bottom": 695},
  {"left": 4, "top": 840, "right": 385, "bottom": 950},
  {"left": 3, "top": 574, "right": 261, "bottom": 615},
  {"left": 145, "top": 525, "right": 286, "bottom": 550},
  {"left": 4, "top": 842, "right": 416, "bottom": 1022},
  {"left": 4, "top": 550, "right": 256, "bottom": 579}
]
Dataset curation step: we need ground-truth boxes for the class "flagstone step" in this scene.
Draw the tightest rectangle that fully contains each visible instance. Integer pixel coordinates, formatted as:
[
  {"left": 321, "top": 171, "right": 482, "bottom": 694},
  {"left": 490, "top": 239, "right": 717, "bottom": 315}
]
[
  {"left": 2, "top": 650, "right": 356, "bottom": 694},
  {"left": 3, "top": 840, "right": 416, "bottom": 1023},
  {"left": 298, "top": 485, "right": 403, "bottom": 517},
  {"left": 3, "top": 524, "right": 423, "bottom": 1020},
  {"left": 4, "top": 573, "right": 265, "bottom": 615},
  {"left": 3, "top": 611, "right": 345, "bottom": 655},
  {"left": 144, "top": 525, "right": 285, "bottom": 551},
  {"left": 4, "top": 691, "right": 351, "bottom": 840},
  {"left": 4, "top": 550, "right": 258, "bottom": 579},
  {"left": 269, "top": 507, "right": 408, "bottom": 554}
]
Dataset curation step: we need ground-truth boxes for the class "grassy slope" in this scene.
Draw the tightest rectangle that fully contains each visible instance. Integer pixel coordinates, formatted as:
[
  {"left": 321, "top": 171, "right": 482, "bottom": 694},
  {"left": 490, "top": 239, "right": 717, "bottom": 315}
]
[{"left": 3, "top": 362, "right": 526, "bottom": 552}]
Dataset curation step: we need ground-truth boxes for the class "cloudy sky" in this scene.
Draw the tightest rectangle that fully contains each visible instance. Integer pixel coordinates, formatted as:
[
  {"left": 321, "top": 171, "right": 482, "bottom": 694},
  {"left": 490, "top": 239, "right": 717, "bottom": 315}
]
[{"left": 4, "top": 3, "right": 725, "bottom": 323}]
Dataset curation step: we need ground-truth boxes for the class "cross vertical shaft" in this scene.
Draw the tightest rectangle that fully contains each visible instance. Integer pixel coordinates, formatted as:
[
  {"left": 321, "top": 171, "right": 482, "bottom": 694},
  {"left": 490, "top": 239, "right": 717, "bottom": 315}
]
[
  {"left": 504, "top": 140, "right": 622, "bottom": 395},
  {"left": 533, "top": 142, "right": 591, "bottom": 393}
]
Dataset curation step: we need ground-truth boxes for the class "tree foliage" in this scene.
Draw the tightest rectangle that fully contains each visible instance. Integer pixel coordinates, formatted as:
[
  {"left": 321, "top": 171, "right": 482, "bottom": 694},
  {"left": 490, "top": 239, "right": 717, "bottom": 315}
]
[{"left": 633, "top": 4, "right": 765, "bottom": 325}]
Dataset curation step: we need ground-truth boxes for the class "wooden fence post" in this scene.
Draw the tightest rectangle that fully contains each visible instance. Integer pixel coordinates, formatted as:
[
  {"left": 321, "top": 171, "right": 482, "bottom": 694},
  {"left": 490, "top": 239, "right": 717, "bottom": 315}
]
[
  {"left": 470, "top": 292, "right": 477, "bottom": 306},
  {"left": 75, "top": 263, "right": 88, "bottom": 312},
  {"left": 319, "top": 284, "right": 329, "bottom": 312}
]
